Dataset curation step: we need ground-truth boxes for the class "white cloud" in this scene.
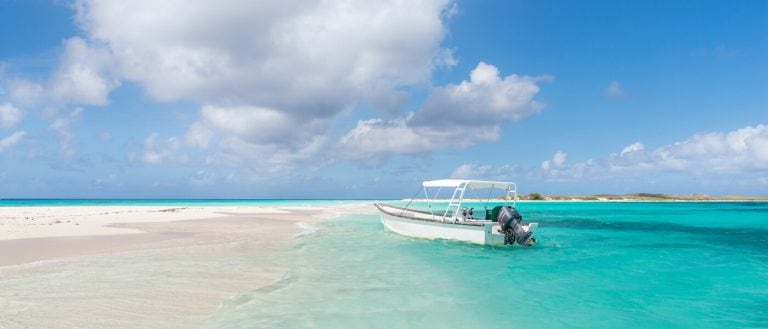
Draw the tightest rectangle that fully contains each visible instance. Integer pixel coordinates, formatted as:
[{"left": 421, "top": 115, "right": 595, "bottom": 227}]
[
  {"left": 211, "top": 134, "right": 329, "bottom": 180},
  {"left": 450, "top": 163, "right": 515, "bottom": 181},
  {"left": 338, "top": 115, "right": 435, "bottom": 159},
  {"left": 576, "top": 124, "right": 768, "bottom": 177},
  {"left": 541, "top": 151, "right": 567, "bottom": 171},
  {"left": 553, "top": 151, "right": 567, "bottom": 166},
  {"left": 186, "top": 104, "right": 331, "bottom": 174},
  {"left": 64, "top": 0, "right": 461, "bottom": 175},
  {"left": 198, "top": 105, "right": 324, "bottom": 145},
  {"left": 49, "top": 108, "right": 83, "bottom": 157},
  {"left": 620, "top": 142, "right": 644, "bottom": 157},
  {"left": 142, "top": 133, "right": 186, "bottom": 165},
  {"left": 184, "top": 122, "right": 213, "bottom": 149},
  {"left": 93, "top": 173, "right": 121, "bottom": 187},
  {"left": 73, "top": 0, "right": 455, "bottom": 112},
  {"left": 189, "top": 170, "right": 214, "bottom": 186},
  {"left": 4, "top": 79, "right": 44, "bottom": 107},
  {"left": 451, "top": 163, "right": 485, "bottom": 179},
  {"left": 577, "top": 125, "right": 768, "bottom": 178},
  {"left": 467, "top": 124, "right": 768, "bottom": 185},
  {"left": 604, "top": 80, "right": 625, "bottom": 99},
  {"left": 0, "top": 131, "right": 26, "bottom": 152},
  {"left": 1, "top": 38, "right": 115, "bottom": 109},
  {"left": 412, "top": 61, "right": 547, "bottom": 126},
  {"left": 648, "top": 124, "right": 768, "bottom": 172},
  {"left": 50, "top": 37, "right": 119, "bottom": 106},
  {"left": 540, "top": 160, "right": 551, "bottom": 171},
  {"left": 338, "top": 62, "right": 547, "bottom": 159},
  {"left": 0, "top": 103, "right": 23, "bottom": 128}
]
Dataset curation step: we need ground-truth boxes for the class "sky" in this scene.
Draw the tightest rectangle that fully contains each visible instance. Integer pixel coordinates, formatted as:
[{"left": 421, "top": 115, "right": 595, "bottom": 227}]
[{"left": 0, "top": 0, "right": 766, "bottom": 199}]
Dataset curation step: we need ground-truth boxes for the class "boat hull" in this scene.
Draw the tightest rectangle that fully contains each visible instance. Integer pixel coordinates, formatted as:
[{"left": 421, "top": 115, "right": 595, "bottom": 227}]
[{"left": 378, "top": 209, "right": 507, "bottom": 246}]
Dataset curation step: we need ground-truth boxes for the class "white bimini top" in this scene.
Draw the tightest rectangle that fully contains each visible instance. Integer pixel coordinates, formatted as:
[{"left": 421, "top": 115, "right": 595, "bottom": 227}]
[{"left": 422, "top": 179, "right": 515, "bottom": 191}]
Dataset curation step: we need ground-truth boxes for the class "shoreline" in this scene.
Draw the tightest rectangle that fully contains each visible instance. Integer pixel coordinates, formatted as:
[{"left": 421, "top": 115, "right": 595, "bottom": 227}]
[
  {"left": 0, "top": 204, "right": 368, "bottom": 266},
  {"left": 0, "top": 203, "right": 372, "bottom": 328}
]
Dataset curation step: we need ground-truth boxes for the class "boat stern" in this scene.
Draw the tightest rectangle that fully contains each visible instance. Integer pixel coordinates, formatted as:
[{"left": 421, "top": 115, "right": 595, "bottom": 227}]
[{"left": 484, "top": 221, "right": 539, "bottom": 246}]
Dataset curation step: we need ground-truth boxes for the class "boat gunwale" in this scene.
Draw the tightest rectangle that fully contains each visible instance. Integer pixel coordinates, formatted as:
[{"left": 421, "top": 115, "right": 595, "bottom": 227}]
[{"left": 375, "top": 202, "right": 492, "bottom": 227}]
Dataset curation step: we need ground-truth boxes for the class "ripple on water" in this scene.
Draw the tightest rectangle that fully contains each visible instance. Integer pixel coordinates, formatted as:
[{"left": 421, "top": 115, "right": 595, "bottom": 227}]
[{"left": 207, "top": 203, "right": 768, "bottom": 329}]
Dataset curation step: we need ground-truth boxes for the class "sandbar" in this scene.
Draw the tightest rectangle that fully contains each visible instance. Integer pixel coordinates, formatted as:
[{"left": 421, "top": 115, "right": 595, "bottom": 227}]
[{"left": 0, "top": 203, "right": 372, "bottom": 328}]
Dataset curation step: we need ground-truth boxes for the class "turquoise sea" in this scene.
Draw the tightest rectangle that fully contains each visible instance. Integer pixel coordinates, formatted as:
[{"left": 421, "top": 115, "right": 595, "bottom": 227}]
[
  {"left": 2, "top": 200, "right": 767, "bottom": 328},
  {"left": 206, "top": 201, "right": 768, "bottom": 328}
]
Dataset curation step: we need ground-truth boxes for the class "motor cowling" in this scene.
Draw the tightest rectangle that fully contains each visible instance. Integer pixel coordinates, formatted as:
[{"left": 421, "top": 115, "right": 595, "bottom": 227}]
[{"left": 497, "top": 206, "right": 535, "bottom": 246}]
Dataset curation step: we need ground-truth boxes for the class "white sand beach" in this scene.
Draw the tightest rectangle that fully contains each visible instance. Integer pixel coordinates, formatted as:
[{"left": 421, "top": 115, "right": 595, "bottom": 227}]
[
  {"left": 0, "top": 206, "right": 292, "bottom": 240},
  {"left": 0, "top": 203, "right": 372, "bottom": 328}
]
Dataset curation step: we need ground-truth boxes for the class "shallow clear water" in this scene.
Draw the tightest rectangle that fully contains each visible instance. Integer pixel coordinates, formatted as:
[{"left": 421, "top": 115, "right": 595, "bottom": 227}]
[
  {"left": 207, "top": 201, "right": 768, "bottom": 328},
  {"left": 2, "top": 201, "right": 766, "bottom": 328}
]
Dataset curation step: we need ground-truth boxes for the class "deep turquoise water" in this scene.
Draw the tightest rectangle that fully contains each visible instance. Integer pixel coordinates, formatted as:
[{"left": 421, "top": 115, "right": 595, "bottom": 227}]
[{"left": 207, "top": 201, "right": 768, "bottom": 328}]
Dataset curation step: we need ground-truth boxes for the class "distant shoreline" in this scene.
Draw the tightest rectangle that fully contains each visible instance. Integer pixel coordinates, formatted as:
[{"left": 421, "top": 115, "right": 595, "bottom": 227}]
[
  {"left": 517, "top": 193, "right": 768, "bottom": 202},
  {"left": 403, "top": 193, "right": 768, "bottom": 202}
]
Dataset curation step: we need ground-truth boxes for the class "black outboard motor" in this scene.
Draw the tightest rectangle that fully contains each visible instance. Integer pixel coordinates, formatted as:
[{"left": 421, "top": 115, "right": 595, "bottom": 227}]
[{"left": 497, "top": 206, "right": 535, "bottom": 246}]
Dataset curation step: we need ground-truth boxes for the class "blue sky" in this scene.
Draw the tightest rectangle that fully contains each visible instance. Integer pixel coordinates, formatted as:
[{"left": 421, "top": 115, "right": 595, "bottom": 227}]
[{"left": 0, "top": 0, "right": 766, "bottom": 198}]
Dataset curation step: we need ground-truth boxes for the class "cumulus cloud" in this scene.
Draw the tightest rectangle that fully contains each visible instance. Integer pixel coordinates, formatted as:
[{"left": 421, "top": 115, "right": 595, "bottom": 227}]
[
  {"left": 3, "top": 79, "right": 44, "bottom": 108},
  {"left": 49, "top": 108, "right": 83, "bottom": 157},
  {"left": 189, "top": 170, "right": 215, "bottom": 186},
  {"left": 646, "top": 124, "right": 768, "bottom": 172},
  {"left": 0, "top": 103, "right": 23, "bottom": 128},
  {"left": 450, "top": 163, "right": 516, "bottom": 181},
  {"left": 2, "top": 1, "right": 549, "bottom": 181},
  {"left": 184, "top": 122, "right": 213, "bottom": 149},
  {"left": 338, "top": 62, "right": 548, "bottom": 158},
  {"left": 198, "top": 105, "right": 326, "bottom": 145},
  {"left": 458, "top": 124, "right": 768, "bottom": 185},
  {"left": 50, "top": 37, "right": 119, "bottom": 106},
  {"left": 620, "top": 142, "right": 644, "bottom": 157},
  {"left": 413, "top": 61, "right": 547, "bottom": 126},
  {"left": 179, "top": 105, "right": 331, "bottom": 177},
  {"left": 604, "top": 80, "right": 625, "bottom": 99},
  {"left": 73, "top": 0, "right": 454, "bottom": 112},
  {"left": 541, "top": 151, "right": 567, "bottom": 171},
  {"left": 0, "top": 131, "right": 26, "bottom": 152},
  {"left": 338, "top": 115, "right": 435, "bottom": 158},
  {"left": 93, "top": 173, "right": 120, "bottom": 187},
  {"left": 143, "top": 60, "right": 545, "bottom": 174},
  {"left": 148, "top": 125, "right": 329, "bottom": 183},
  {"left": 142, "top": 133, "right": 186, "bottom": 165},
  {"left": 0, "top": 37, "right": 116, "bottom": 109},
  {"left": 63, "top": 0, "right": 462, "bottom": 175},
  {"left": 0, "top": 38, "right": 115, "bottom": 109},
  {"left": 212, "top": 134, "right": 329, "bottom": 180},
  {"left": 563, "top": 125, "right": 768, "bottom": 179}
]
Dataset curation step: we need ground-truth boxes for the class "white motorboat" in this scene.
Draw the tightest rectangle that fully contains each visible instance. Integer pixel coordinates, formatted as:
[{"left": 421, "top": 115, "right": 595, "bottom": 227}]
[{"left": 375, "top": 179, "right": 538, "bottom": 246}]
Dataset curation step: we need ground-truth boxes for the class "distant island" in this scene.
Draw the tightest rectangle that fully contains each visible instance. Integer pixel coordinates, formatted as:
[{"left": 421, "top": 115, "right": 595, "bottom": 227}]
[{"left": 518, "top": 192, "right": 768, "bottom": 201}]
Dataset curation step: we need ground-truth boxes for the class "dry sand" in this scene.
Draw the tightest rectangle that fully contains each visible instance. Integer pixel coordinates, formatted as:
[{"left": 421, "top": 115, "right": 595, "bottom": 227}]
[{"left": 0, "top": 206, "right": 294, "bottom": 266}]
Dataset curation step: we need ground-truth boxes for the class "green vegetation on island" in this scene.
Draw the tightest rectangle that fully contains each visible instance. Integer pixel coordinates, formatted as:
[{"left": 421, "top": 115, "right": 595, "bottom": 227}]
[{"left": 517, "top": 193, "right": 768, "bottom": 201}]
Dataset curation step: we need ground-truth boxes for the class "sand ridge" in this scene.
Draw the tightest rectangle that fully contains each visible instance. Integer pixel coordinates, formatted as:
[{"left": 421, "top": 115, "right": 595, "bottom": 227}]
[{"left": 0, "top": 203, "right": 373, "bottom": 266}]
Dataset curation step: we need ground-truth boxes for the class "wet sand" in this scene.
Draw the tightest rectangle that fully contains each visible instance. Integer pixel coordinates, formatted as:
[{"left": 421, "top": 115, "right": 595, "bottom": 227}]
[
  {"left": 0, "top": 206, "right": 297, "bottom": 267},
  {"left": 0, "top": 204, "right": 371, "bottom": 328},
  {"left": 0, "top": 232, "right": 181, "bottom": 266}
]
